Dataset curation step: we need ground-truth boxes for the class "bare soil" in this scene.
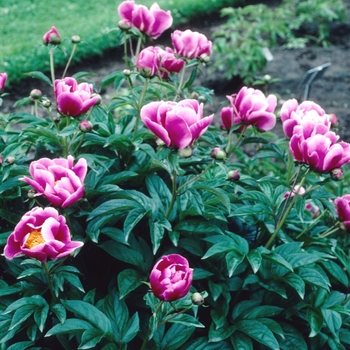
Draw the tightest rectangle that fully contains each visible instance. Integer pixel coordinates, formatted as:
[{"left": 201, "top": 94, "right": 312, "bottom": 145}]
[{"left": 3, "top": 2, "right": 350, "bottom": 140}]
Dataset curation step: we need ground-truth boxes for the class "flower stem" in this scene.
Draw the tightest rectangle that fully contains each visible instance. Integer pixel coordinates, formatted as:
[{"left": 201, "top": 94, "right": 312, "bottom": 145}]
[
  {"left": 132, "top": 78, "right": 148, "bottom": 141},
  {"left": 165, "top": 170, "right": 177, "bottom": 220},
  {"left": 43, "top": 261, "right": 57, "bottom": 303},
  {"left": 173, "top": 65, "right": 186, "bottom": 102},
  {"left": 49, "top": 49, "right": 56, "bottom": 90},
  {"left": 62, "top": 43, "right": 77, "bottom": 79},
  {"left": 225, "top": 125, "right": 247, "bottom": 154}
]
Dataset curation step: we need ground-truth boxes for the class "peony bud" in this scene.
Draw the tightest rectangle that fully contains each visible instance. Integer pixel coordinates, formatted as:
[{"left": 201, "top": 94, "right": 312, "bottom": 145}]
[
  {"left": 123, "top": 69, "right": 131, "bottom": 77},
  {"left": 118, "top": 20, "right": 131, "bottom": 31},
  {"left": 27, "top": 189, "right": 36, "bottom": 199},
  {"left": 79, "top": 120, "right": 93, "bottom": 133},
  {"left": 211, "top": 148, "right": 226, "bottom": 160},
  {"left": 331, "top": 168, "right": 344, "bottom": 181},
  {"left": 90, "top": 93, "right": 102, "bottom": 105},
  {"left": 43, "top": 26, "right": 61, "bottom": 45},
  {"left": 227, "top": 169, "right": 240, "bottom": 181},
  {"left": 30, "top": 89, "right": 42, "bottom": 100},
  {"left": 191, "top": 292, "right": 205, "bottom": 305},
  {"left": 178, "top": 146, "right": 193, "bottom": 158},
  {"left": 41, "top": 99, "right": 52, "bottom": 108},
  {"left": 199, "top": 53, "right": 210, "bottom": 64},
  {"left": 6, "top": 156, "right": 15, "bottom": 164},
  {"left": 71, "top": 35, "right": 81, "bottom": 44}
]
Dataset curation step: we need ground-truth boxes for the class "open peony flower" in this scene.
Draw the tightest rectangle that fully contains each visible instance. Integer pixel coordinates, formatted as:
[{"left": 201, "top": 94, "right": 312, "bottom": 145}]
[
  {"left": 150, "top": 254, "right": 193, "bottom": 302},
  {"left": 140, "top": 99, "right": 213, "bottom": 149},
  {"left": 220, "top": 86, "right": 277, "bottom": 132},
  {"left": 280, "top": 99, "right": 329, "bottom": 138},
  {"left": 171, "top": 29, "right": 212, "bottom": 60},
  {"left": 55, "top": 77, "right": 99, "bottom": 117},
  {"left": 4, "top": 207, "right": 83, "bottom": 262},
  {"left": 118, "top": 1, "right": 172, "bottom": 39},
  {"left": 21, "top": 155, "right": 87, "bottom": 208}
]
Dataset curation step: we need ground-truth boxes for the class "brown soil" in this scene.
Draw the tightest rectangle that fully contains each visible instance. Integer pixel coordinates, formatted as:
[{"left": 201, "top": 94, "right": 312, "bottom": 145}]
[{"left": 2, "top": 2, "right": 350, "bottom": 140}]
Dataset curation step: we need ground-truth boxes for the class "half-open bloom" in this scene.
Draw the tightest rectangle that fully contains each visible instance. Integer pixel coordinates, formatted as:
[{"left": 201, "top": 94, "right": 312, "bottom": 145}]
[
  {"left": 21, "top": 155, "right": 87, "bottom": 208},
  {"left": 334, "top": 195, "right": 350, "bottom": 230},
  {"left": 150, "top": 254, "right": 193, "bottom": 301},
  {"left": 0, "top": 73, "right": 7, "bottom": 92},
  {"left": 4, "top": 207, "right": 83, "bottom": 262},
  {"left": 290, "top": 124, "right": 350, "bottom": 173},
  {"left": 171, "top": 29, "right": 212, "bottom": 60},
  {"left": 43, "top": 26, "right": 61, "bottom": 45},
  {"left": 284, "top": 185, "right": 305, "bottom": 198},
  {"left": 140, "top": 99, "right": 213, "bottom": 149},
  {"left": 55, "top": 77, "right": 99, "bottom": 117},
  {"left": 280, "top": 99, "right": 329, "bottom": 138},
  {"left": 118, "top": 1, "right": 172, "bottom": 39},
  {"left": 221, "top": 87, "right": 277, "bottom": 131}
]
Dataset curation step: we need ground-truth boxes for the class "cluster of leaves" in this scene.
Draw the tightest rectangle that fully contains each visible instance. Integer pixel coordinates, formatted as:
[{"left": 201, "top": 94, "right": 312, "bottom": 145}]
[
  {"left": 1, "top": 19, "right": 350, "bottom": 350},
  {"left": 211, "top": 0, "right": 347, "bottom": 83}
]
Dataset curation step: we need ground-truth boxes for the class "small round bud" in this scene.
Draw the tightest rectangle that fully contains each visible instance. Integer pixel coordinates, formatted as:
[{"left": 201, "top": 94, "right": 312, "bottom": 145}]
[
  {"left": 30, "top": 89, "right": 42, "bottom": 100},
  {"left": 329, "top": 113, "right": 338, "bottom": 127},
  {"left": 41, "top": 99, "right": 52, "bottom": 108},
  {"left": 198, "top": 95, "right": 206, "bottom": 103},
  {"left": 330, "top": 168, "right": 344, "bottom": 181},
  {"left": 263, "top": 74, "right": 271, "bottom": 82},
  {"left": 118, "top": 20, "right": 131, "bottom": 31},
  {"left": 178, "top": 146, "right": 193, "bottom": 158},
  {"left": 227, "top": 169, "right": 240, "bottom": 181},
  {"left": 191, "top": 292, "right": 205, "bottom": 306},
  {"left": 6, "top": 156, "right": 15, "bottom": 164},
  {"left": 199, "top": 53, "right": 210, "bottom": 63},
  {"left": 123, "top": 69, "right": 131, "bottom": 77},
  {"left": 27, "top": 189, "right": 36, "bottom": 199},
  {"left": 90, "top": 93, "right": 102, "bottom": 105},
  {"left": 71, "top": 35, "right": 81, "bottom": 44},
  {"left": 211, "top": 148, "right": 226, "bottom": 160},
  {"left": 53, "top": 115, "right": 61, "bottom": 123},
  {"left": 191, "top": 92, "right": 199, "bottom": 100},
  {"left": 48, "top": 34, "right": 61, "bottom": 45},
  {"left": 79, "top": 120, "right": 93, "bottom": 133}
]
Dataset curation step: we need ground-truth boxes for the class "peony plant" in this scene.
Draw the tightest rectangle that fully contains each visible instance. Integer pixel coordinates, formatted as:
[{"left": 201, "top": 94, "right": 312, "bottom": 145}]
[{"left": 0, "top": 1, "right": 350, "bottom": 349}]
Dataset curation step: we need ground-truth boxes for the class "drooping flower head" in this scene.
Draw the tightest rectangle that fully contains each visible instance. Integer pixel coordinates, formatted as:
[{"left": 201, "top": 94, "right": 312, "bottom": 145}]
[
  {"left": 54, "top": 77, "right": 99, "bottom": 117},
  {"left": 118, "top": 1, "right": 173, "bottom": 39},
  {"left": 140, "top": 99, "right": 213, "bottom": 149},
  {"left": 0, "top": 73, "right": 7, "bottom": 92},
  {"left": 220, "top": 86, "right": 277, "bottom": 132},
  {"left": 43, "top": 26, "right": 61, "bottom": 45},
  {"left": 4, "top": 207, "right": 83, "bottom": 262},
  {"left": 150, "top": 254, "right": 193, "bottom": 301},
  {"left": 21, "top": 155, "right": 87, "bottom": 208},
  {"left": 171, "top": 29, "right": 212, "bottom": 60}
]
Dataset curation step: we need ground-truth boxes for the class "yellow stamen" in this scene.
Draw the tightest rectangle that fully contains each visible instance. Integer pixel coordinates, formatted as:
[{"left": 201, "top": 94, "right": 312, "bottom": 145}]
[{"left": 24, "top": 230, "right": 45, "bottom": 249}]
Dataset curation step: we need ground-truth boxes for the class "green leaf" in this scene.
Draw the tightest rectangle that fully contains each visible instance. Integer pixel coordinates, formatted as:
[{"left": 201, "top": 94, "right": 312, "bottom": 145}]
[
  {"left": 168, "top": 314, "right": 205, "bottom": 328},
  {"left": 45, "top": 319, "right": 93, "bottom": 336},
  {"left": 161, "top": 323, "right": 195, "bottom": 350},
  {"left": 203, "top": 241, "right": 241, "bottom": 260},
  {"left": 24, "top": 127, "right": 61, "bottom": 144},
  {"left": 88, "top": 199, "right": 140, "bottom": 220},
  {"left": 321, "top": 260, "right": 349, "bottom": 287},
  {"left": 297, "top": 267, "right": 330, "bottom": 291},
  {"left": 284, "top": 272, "right": 305, "bottom": 299},
  {"left": 79, "top": 328, "right": 105, "bottom": 349},
  {"left": 174, "top": 219, "right": 223, "bottom": 234},
  {"left": 208, "top": 280, "right": 223, "bottom": 301},
  {"left": 307, "top": 307, "right": 324, "bottom": 337},
  {"left": 7, "top": 341, "right": 34, "bottom": 350},
  {"left": 285, "top": 253, "right": 322, "bottom": 268},
  {"left": 278, "top": 322, "right": 308, "bottom": 350},
  {"left": 117, "top": 269, "right": 143, "bottom": 299},
  {"left": 17, "top": 267, "right": 44, "bottom": 279},
  {"left": 226, "top": 250, "right": 245, "bottom": 277},
  {"left": 52, "top": 304, "right": 66, "bottom": 324},
  {"left": 149, "top": 220, "right": 165, "bottom": 255},
  {"left": 322, "top": 309, "right": 342, "bottom": 338},
  {"left": 261, "top": 252, "right": 294, "bottom": 272},
  {"left": 121, "top": 312, "right": 139, "bottom": 343},
  {"left": 9, "top": 305, "right": 35, "bottom": 330},
  {"left": 209, "top": 323, "right": 236, "bottom": 342},
  {"left": 184, "top": 336, "right": 232, "bottom": 349},
  {"left": 100, "top": 70, "right": 125, "bottom": 91},
  {"left": 123, "top": 208, "right": 147, "bottom": 242},
  {"left": 146, "top": 174, "right": 172, "bottom": 216},
  {"left": 236, "top": 320, "right": 279, "bottom": 350},
  {"left": 24, "top": 71, "right": 52, "bottom": 85},
  {"left": 231, "top": 300, "right": 261, "bottom": 321},
  {"left": 230, "top": 331, "right": 253, "bottom": 350},
  {"left": 247, "top": 249, "right": 262, "bottom": 273},
  {"left": 61, "top": 300, "right": 112, "bottom": 335},
  {"left": 241, "top": 305, "right": 283, "bottom": 319}
]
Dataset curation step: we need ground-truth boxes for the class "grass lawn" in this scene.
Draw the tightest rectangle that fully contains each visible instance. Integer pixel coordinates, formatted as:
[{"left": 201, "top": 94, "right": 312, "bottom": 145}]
[{"left": 0, "top": 0, "right": 236, "bottom": 85}]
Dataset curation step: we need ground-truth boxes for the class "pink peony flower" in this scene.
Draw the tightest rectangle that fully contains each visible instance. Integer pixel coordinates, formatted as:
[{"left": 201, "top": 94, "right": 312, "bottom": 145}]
[
  {"left": 334, "top": 194, "right": 350, "bottom": 230},
  {"left": 284, "top": 184, "right": 306, "bottom": 198},
  {"left": 140, "top": 99, "right": 213, "bottom": 149},
  {"left": 4, "top": 207, "right": 83, "bottom": 262},
  {"left": 118, "top": 1, "right": 173, "bottom": 39},
  {"left": 0, "top": 72, "right": 7, "bottom": 92},
  {"left": 290, "top": 124, "right": 350, "bottom": 173},
  {"left": 21, "top": 155, "right": 87, "bottom": 208},
  {"left": 220, "top": 87, "right": 277, "bottom": 132},
  {"left": 54, "top": 77, "right": 99, "bottom": 117},
  {"left": 280, "top": 99, "right": 329, "bottom": 138},
  {"left": 43, "top": 26, "right": 61, "bottom": 45},
  {"left": 171, "top": 29, "right": 212, "bottom": 60},
  {"left": 150, "top": 254, "right": 193, "bottom": 302}
]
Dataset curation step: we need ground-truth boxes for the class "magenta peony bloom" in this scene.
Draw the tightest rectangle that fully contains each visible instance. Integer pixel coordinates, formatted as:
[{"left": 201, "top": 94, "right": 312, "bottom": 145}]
[
  {"left": 43, "top": 26, "right": 61, "bottom": 45},
  {"left": 280, "top": 99, "right": 329, "bottom": 138},
  {"left": 334, "top": 195, "right": 350, "bottom": 230},
  {"left": 118, "top": 1, "right": 173, "bottom": 39},
  {"left": 136, "top": 46, "right": 184, "bottom": 78},
  {"left": 21, "top": 155, "right": 87, "bottom": 208},
  {"left": 4, "top": 207, "right": 83, "bottom": 262},
  {"left": 54, "top": 77, "right": 99, "bottom": 117},
  {"left": 150, "top": 254, "right": 193, "bottom": 301},
  {"left": 171, "top": 29, "right": 212, "bottom": 60},
  {"left": 0, "top": 73, "right": 7, "bottom": 92},
  {"left": 140, "top": 99, "right": 213, "bottom": 149},
  {"left": 290, "top": 124, "right": 350, "bottom": 173},
  {"left": 221, "top": 87, "right": 277, "bottom": 132}
]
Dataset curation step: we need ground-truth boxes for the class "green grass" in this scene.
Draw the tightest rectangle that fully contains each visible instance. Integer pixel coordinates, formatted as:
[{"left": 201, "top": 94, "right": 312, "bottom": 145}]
[{"left": 0, "top": 0, "right": 236, "bottom": 85}]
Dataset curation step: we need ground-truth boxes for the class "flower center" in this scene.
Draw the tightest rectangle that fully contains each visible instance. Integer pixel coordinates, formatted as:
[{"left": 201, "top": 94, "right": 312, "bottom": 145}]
[{"left": 24, "top": 229, "right": 45, "bottom": 249}]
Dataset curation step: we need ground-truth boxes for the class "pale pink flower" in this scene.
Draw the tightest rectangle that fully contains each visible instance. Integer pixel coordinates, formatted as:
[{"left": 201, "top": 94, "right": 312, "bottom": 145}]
[{"left": 43, "top": 26, "right": 61, "bottom": 45}]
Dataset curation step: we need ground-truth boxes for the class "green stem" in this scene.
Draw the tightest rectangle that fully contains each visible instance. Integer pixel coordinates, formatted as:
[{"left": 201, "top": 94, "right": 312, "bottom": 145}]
[
  {"left": 225, "top": 125, "right": 247, "bottom": 154},
  {"left": 123, "top": 32, "right": 129, "bottom": 68},
  {"left": 72, "top": 133, "right": 86, "bottom": 156},
  {"left": 173, "top": 65, "right": 186, "bottom": 102},
  {"left": 265, "top": 167, "right": 310, "bottom": 249},
  {"left": 158, "top": 307, "right": 190, "bottom": 327},
  {"left": 62, "top": 43, "right": 77, "bottom": 79},
  {"left": 49, "top": 49, "right": 56, "bottom": 89},
  {"left": 165, "top": 170, "right": 177, "bottom": 220},
  {"left": 296, "top": 209, "right": 327, "bottom": 239},
  {"left": 132, "top": 78, "right": 148, "bottom": 141},
  {"left": 134, "top": 35, "right": 143, "bottom": 63},
  {"left": 43, "top": 261, "right": 58, "bottom": 303},
  {"left": 318, "top": 224, "right": 340, "bottom": 239}
]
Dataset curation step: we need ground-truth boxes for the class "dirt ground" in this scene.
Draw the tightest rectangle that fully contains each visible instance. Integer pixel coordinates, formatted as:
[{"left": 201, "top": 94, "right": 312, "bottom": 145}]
[{"left": 2, "top": 1, "right": 350, "bottom": 140}]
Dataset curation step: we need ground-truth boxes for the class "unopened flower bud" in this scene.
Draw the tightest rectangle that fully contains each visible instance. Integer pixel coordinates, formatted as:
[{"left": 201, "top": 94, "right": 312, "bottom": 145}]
[
  {"left": 53, "top": 116, "right": 60, "bottom": 123},
  {"left": 191, "top": 92, "right": 199, "bottom": 100},
  {"left": 27, "top": 189, "right": 36, "bottom": 199},
  {"left": 30, "top": 89, "right": 42, "bottom": 100},
  {"left": 178, "top": 146, "right": 193, "bottom": 158},
  {"left": 41, "top": 99, "right": 52, "bottom": 108},
  {"left": 79, "top": 120, "right": 93, "bottom": 133},
  {"left": 71, "top": 35, "right": 81, "bottom": 44},
  {"left": 6, "top": 156, "right": 15, "bottom": 164},
  {"left": 118, "top": 20, "right": 131, "bottom": 31},
  {"left": 90, "top": 93, "right": 102, "bottom": 105},
  {"left": 329, "top": 113, "right": 338, "bottom": 127},
  {"left": 43, "top": 26, "right": 62, "bottom": 45},
  {"left": 138, "top": 68, "right": 152, "bottom": 78},
  {"left": 199, "top": 53, "right": 210, "bottom": 63},
  {"left": 211, "top": 148, "right": 226, "bottom": 160},
  {"left": 227, "top": 169, "right": 240, "bottom": 181},
  {"left": 263, "top": 74, "right": 271, "bottom": 82},
  {"left": 331, "top": 168, "right": 344, "bottom": 181},
  {"left": 191, "top": 292, "right": 205, "bottom": 306},
  {"left": 123, "top": 69, "right": 131, "bottom": 76}
]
